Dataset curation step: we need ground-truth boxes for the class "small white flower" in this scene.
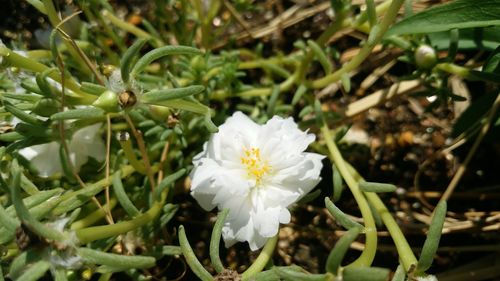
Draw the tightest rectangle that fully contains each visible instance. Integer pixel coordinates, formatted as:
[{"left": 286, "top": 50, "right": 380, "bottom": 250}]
[
  {"left": 190, "top": 112, "right": 324, "bottom": 250},
  {"left": 18, "top": 123, "right": 105, "bottom": 177}
]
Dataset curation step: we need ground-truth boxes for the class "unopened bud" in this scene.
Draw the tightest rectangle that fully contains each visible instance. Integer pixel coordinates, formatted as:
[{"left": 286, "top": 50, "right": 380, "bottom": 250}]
[
  {"left": 32, "top": 98, "right": 60, "bottom": 117},
  {"left": 92, "top": 90, "right": 119, "bottom": 112},
  {"left": 415, "top": 45, "right": 437, "bottom": 69}
]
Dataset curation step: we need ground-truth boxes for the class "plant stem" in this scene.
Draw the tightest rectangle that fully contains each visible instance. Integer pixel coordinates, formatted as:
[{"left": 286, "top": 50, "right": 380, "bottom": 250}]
[
  {"left": 344, "top": 163, "right": 417, "bottom": 272},
  {"left": 321, "top": 125, "right": 377, "bottom": 267},
  {"left": 0, "top": 47, "right": 93, "bottom": 101},
  {"left": 101, "top": 10, "right": 163, "bottom": 47},
  {"left": 310, "top": 0, "right": 405, "bottom": 89},
  {"left": 75, "top": 190, "right": 167, "bottom": 244},
  {"left": 41, "top": 0, "right": 89, "bottom": 73},
  {"left": 238, "top": 71, "right": 298, "bottom": 98},
  {"left": 241, "top": 232, "right": 279, "bottom": 280},
  {"left": 436, "top": 63, "right": 471, "bottom": 78}
]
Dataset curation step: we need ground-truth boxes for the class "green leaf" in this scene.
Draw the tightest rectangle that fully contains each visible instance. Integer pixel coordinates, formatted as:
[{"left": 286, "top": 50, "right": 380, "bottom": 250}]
[
  {"left": 359, "top": 181, "right": 397, "bottom": 193},
  {"left": 142, "top": 85, "right": 205, "bottom": 103},
  {"left": 325, "top": 197, "right": 364, "bottom": 230},
  {"left": 416, "top": 200, "right": 447, "bottom": 273},
  {"left": 342, "top": 266, "right": 390, "bottom": 281},
  {"left": 386, "top": 0, "right": 500, "bottom": 36},
  {"left": 112, "top": 171, "right": 140, "bottom": 218},
  {"left": 483, "top": 45, "right": 500, "bottom": 74},
  {"left": 130, "top": 45, "right": 202, "bottom": 78},
  {"left": 50, "top": 107, "right": 105, "bottom": 120},
  {"left": 451, "top": 92, "right": 499, "bottom": 137},
  {"left": 210, "top": 209, "right": 229, "bottom": 273},
  {"left": 325, "top": 227, "right": 361, "bottom": 274},
  {"left": 15, "top": 261, "right": 51, "bottom": 281},
  {"left": 121, "top": 38, "right": 149, "bottom": 84},
  {"left": 77, "top": 247, "right": 156, "bottom": 269},
  {"left": 428, "top": 27, "right": 500, "bottom": 51},
  {"left": 178, "top": 225, "right": 213, "bottom": 281}
]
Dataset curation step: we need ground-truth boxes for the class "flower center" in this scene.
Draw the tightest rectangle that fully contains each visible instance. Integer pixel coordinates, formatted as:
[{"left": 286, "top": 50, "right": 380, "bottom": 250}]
[{"left": 240, "top": 147, "right": 271, "bottom": 185}]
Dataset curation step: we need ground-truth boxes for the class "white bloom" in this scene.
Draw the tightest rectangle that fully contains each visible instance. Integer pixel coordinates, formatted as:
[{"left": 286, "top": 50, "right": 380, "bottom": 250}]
[
  {"left": 18, "top": 124, "right": 105, "bottom": 177},
  {"left": 416, "top": 275, "right": 438, "bottom": 281},
  {"left": 190, "top": 112, "right": 324, "bottom": 250}
]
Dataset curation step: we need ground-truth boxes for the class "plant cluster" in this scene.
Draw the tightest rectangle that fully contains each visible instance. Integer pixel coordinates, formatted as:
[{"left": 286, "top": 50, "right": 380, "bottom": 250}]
[{"left": 0, "top": 0, "right": 499, "bottom": 280}]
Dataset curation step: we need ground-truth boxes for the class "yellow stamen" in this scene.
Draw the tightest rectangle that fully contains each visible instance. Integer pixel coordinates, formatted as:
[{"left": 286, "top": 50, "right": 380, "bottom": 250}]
[{"left": 241, "top": 147, "right": 271, "bottom": 185}]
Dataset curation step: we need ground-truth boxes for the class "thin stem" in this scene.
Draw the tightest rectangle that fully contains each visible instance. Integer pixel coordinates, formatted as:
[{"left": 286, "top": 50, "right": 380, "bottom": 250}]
[
  {"left": 125, "top": 114, "right": 156, "bottom": 192},
  {"left": 441, "top": 93, "right": 500, "bottom": 201},
  {"left": 241, "top": 232, "right": 279, "bottom": 280},
  {"left": 344, "top": 163, "right": 418, "bottom": 272},
  {"left": 238, "top": 71, "right": 298, "bottom": 98},
  {"left": 321, "top": 125, "right": 377, "bottom": 268},
  {"left": 436, "top": 63, "right": 471, "bottom": 78},
  {"left": 105, "top": 114, "right": 114, "bottom": 223},
  {"left": 41, "top": 0, "right": 89, "bottom": 73},
  {"left": 157, "top": 141, "right": 170, "bottom": 185},
  {"left": 0, "top": 47, "right": 93, "bottom": 100},
  {"left": 310, "top": 0, "right": 405, "bottom": 89},
  {"left": 178, "top": 225, "right": 214, "bottom": 281},
  {"left": 75, "top": 190, "right": 167, "bottom": 243},
  {"left": 210, "top": 209, "right": 229, "bottom": 273},
  {"left": 101, "top": 10, "right": 163, "bottom": 47}
]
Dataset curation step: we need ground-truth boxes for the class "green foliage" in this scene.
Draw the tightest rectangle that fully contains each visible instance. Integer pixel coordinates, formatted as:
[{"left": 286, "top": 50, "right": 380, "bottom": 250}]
[
  {"left": 0, "top": 0, "right": 495, "bottom": 279},
  {"left": 387, "top": 0, "right": 500, "bottom": 36}
]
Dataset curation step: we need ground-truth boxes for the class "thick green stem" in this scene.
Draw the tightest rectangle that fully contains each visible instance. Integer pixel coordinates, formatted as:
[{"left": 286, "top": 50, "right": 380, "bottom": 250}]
[
  {"left": 321, "top": 125, "right": 377, "bottom": 267},
  {"left": 238, "top": 71, "right": 299, "bottom": 98},
  {"left": 241, "top": 232, "right": 279, "bottom": 280},
  {"left": 436, "top": 63, "right": 471, "bottom": 78},
  {"left": 345, "top": 164, "right": 417, "bottom": 272},
  {"left": 75, "top": 190, "right": 166, "bottom": 244},
  {"left": 310, "top": 0, "right": 405, "bottom": 89}
]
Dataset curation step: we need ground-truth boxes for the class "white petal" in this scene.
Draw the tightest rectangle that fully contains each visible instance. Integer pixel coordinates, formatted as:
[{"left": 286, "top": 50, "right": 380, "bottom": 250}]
[
  {"left": 70, "top": 123, "right": 106, "bottom": 162},
  {"left": 19, "top": 142, "right": 63, "bottom": 177},
  {"left": 189, "top": 111, "right": 324, "bottom": 251}
]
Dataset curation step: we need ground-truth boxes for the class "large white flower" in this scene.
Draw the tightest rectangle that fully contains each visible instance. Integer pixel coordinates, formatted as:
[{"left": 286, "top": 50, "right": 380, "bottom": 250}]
[
  {"left": 18, "top": 123, "right": 105, "bottom": 177},
  {"left": 190, "top": 112, "right": 324, "bottom": 250}
]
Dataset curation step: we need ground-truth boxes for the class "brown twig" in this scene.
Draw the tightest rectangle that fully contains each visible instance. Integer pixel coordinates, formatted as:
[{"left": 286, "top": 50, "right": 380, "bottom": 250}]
[
  {"left": 441, "top": 93, "right": 500, "bottom": 202},
  {"left": 124, "top": 114, "right": 156, "bottom": 192}
]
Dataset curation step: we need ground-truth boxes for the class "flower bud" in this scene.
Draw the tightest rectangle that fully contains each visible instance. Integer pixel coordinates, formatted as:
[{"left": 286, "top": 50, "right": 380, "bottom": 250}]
[
  {"left": 92, "top": 90, "right": 120, "bottom": 112},
  {"left": 415, "top": 45, "right": 437, "bottom": 69},
  {"left": 190, "top": 55, "right": 206, "bottom": 72},
  {"left": 149, "top": 105, "right": 171, "bottom": 121},
  {"left": 32, "top": 98, "right": 60, "bottom": 117}
]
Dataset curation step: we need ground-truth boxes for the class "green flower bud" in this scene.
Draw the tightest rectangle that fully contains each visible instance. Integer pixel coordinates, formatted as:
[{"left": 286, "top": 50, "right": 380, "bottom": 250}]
[
  {"left": 149, "top": 105, "right": 171, "bottom": 121},
  {"left": 190, "top": 55, "right": 206, "bottom": 72},
  {"left": 32, "top": 98, "right": 60, "bottom": 117},
  {"left": 92, "top": 90, "right": 120, "bottom": 112},
  {"left": 415, "top": 45, "right": 437, "bottom": 69}
]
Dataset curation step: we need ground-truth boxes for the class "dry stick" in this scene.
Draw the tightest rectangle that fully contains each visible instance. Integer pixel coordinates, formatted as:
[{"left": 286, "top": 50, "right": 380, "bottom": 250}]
[
  {"left": 124, "top": 114, "right": 156, "bottom": 192},
  {"left": 55, "top": 10, "right": 105, "bottom": 85},
  {"left": 441, "top": 93, "right": 500, "bottom": 202},
  {"left": 52, "top": 26, "right": 112, "bottom": 225},
  {"left": 105, "top": 114, "right": 114, "bottom": 223},
  {"left": 223, "top": 0, "right": 255, "bottom": 38},
  {"left": 157, "top": 141, "right": 170, "bottom": 185}
]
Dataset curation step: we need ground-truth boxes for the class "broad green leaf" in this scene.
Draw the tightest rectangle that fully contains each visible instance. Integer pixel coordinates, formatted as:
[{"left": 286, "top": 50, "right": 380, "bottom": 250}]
[
  {"left": 428, "top": 27, "right": 500, "bottom": 51},
  {"left": 386, "top": 0, "right": 500, "bottom": 36}
]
